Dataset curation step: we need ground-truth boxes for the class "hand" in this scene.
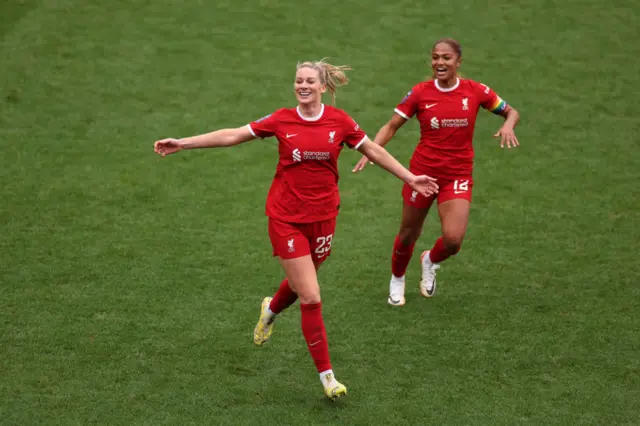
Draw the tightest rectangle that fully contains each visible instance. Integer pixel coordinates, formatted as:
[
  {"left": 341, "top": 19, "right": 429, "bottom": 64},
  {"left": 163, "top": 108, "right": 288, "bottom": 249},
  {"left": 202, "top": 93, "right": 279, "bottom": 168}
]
[
  {"left": 408, "top": 174, "right": 439, "bottom": 197},
  {"left": 154, "top": 138, "right": 183, "bottom": 156},
  {"left": 352, "top": 155, "right": 373, "bottom": 172},
  {"left": 493, "top": 126, "right": 519, "bottom": 149}
]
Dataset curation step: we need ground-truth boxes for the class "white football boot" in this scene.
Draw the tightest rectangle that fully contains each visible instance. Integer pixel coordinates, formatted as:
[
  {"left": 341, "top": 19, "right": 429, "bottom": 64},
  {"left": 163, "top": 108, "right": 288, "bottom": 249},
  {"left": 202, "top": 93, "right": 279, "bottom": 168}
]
[
  {"left": 420, "top": 251, "right": 440, "bottom": 298},
  {"left": 387, "top": 275, "right": 406, "bottom": 306}
]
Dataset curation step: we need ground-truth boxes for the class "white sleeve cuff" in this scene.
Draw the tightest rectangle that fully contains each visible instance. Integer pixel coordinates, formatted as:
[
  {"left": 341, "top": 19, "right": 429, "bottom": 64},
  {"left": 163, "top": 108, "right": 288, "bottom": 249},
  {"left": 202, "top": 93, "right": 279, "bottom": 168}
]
[
  {"left": 394, "top": 108, "right": 410, "bottom": 120},
  {"left": 353, "top": 135, "right": 367, "bottom": 150},
  {"left": 246, "top": 124, "right": 256, "bottom": 137}
]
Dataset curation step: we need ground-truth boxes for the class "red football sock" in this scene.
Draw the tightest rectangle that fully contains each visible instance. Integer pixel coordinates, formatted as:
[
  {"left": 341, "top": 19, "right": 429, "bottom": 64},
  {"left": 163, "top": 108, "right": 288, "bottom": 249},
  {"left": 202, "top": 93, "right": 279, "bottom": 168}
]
[
  {"left": 268, "top": 279, "right": 298, "bottom": 314},
  {"left": 391, "top": 235, "right": 416, "bottom": 277},
  {"left": 428, "top": 237, "right": 460, "bottom": 263},
  {"left": 300, "top": 302, "right": 332, "bottom": 373}
]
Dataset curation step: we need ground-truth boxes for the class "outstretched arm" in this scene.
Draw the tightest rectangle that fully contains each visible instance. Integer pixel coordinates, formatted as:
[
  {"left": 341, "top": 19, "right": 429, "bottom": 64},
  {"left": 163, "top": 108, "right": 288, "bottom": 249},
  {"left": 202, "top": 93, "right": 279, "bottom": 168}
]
[
  {"left": 154, "top": 126, "right": 256, "bottom": 156},
  {"left": 357, "top": 138, "right": 438, "bottom": 197},
  {"left": 352, "top": 114, "right": 407, "bottom": 172},
  {"left": 372, "top": 113, "right": 408, "bottom": 148}
]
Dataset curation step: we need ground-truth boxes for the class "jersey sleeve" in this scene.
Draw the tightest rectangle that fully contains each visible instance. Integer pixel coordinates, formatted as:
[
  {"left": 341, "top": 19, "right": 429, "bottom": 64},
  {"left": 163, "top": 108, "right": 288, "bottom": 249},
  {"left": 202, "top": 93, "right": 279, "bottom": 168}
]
[
  {"left": 476, "top": 82, "right": 509, "bottom": 115},
  {"left": 394, "top": 84, "right": 421, "bottom": 120},
  {"left": 342, "top": 115, "right": 368, "bottom": 149},
  {"left": 247, "top": 110, "right": 280, "bottom": 139}
]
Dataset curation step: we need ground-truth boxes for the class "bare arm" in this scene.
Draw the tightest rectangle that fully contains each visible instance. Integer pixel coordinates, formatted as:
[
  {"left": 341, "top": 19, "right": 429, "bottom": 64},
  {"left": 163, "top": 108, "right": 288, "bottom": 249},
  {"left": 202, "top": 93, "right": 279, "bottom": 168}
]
[
  {"left": 371, "top": 113, "right": 408, "bottom": 148},
  {"left": 500, "top": 105, "right": 520, "bottom": 129},
  {"left": 179, "top": 126, "right": 255, "bottom": 149},
  {"left": 352, "top": 113, "right": 408, "bottom": 172},
  {"left": 356, "top": 138, "right": 438, "bottom": 197},
  {"left": 493, "top": 105, "right": 521, "bottom": 148},
  {"left": 357, "top": 138, "right": 414, "bottom": 182},
  {"left": 154, "top": 126, "right": 256, "bottom": 156}
]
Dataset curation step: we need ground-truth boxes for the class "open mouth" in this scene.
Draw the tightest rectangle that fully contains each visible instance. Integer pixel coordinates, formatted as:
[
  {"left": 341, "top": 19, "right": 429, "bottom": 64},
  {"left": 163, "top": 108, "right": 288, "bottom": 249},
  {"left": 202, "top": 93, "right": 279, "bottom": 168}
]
[
  {"left": 298, "top": 91, "right": 312, "bottom": 98},
  {"left": 435, "top": 67, "right": 447, "bottom": 76}
]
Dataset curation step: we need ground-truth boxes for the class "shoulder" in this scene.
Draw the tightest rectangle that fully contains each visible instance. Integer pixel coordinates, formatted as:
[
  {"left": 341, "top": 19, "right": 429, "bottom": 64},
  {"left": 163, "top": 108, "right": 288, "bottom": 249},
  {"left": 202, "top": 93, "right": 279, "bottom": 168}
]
[
  {"left": 398, "top": 81, "right": 433, "bottom": 105},
  {"left": 461, "top": 79, "right": 491, "bottom": 94},
  {"left": 411, "top": 80, "right": 434, "bottom": 94},
  {"left": 324, "top": 105, "right": 347, "bottom": 115},
  {"left": 324, "top": 105, "right": 352, "bottom": 121},
  {"left": 254, "top": 108, "right": 289, "bottom": 123},
  {"left": 272, "top": 107, "right": 299, "bottom": 124},
  {"left": 274, "top": 107, "right": 295, "bottom": 117},
  {"left": 461, "top": 78, "right": 482, "bottom": 87},
  {"left": 323, "top": 106, "right": 362, "bottom": 131}
]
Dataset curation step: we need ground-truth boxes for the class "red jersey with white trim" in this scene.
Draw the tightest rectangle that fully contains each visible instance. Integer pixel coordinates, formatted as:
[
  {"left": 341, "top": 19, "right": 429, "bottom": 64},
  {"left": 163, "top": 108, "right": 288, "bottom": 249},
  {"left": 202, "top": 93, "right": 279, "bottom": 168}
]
[
  {"left": 394, "top": 78, "right": 508, "bottom": 179},
  {"left": 248, "top": 104, "right": 367, "bottom": 223}
]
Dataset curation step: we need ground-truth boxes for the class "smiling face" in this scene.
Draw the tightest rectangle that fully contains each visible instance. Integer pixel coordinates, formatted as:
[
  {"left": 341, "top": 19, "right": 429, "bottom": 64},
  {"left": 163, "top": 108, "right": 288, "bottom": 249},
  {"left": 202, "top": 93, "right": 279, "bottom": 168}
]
[
  {"left": 431, "top": 41, "right": 462, "bottom": 83},
  {"left": 294, "top": 66, "right": 326, "bottom": 106}
]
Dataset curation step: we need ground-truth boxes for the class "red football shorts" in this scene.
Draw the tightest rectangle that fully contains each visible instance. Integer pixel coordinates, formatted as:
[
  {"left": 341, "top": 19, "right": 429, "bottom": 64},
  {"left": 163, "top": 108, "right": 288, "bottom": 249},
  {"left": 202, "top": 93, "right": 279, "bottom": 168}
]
[
  {"left": 402, "top": 177, "right": 473, "bottom": 209},
  {"left": 268, "top": 217, "right": 337, "bottom": 264}
]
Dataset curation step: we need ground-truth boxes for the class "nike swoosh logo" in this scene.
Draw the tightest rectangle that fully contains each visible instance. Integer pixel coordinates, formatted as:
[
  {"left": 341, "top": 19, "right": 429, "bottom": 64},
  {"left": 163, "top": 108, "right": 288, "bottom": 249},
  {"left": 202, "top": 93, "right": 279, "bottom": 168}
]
[
  {"left": 454, "top": 190, "right": 466, "bottom": 194},
  {"left": 425, "top": 103, "right": 437, "bottom": 109},
  {"left": 388, "top": 297, "right": 402, "bottom": 305},
  {"left": 286, "top": 133, "right": 297, "bottom": 138},
  {"left": 425, "top": 279, "right": 436, "bottom": 295},
  {"left": 309, "top": 340, "right": 321, "bottom": 346}
]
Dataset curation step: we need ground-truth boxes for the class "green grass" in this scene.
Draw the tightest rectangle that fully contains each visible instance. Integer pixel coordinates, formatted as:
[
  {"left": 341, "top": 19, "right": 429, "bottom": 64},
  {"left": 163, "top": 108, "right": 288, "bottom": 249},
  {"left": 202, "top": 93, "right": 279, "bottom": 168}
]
[{"left": 1, "top": 0, "right": 639, "bottom": 424}]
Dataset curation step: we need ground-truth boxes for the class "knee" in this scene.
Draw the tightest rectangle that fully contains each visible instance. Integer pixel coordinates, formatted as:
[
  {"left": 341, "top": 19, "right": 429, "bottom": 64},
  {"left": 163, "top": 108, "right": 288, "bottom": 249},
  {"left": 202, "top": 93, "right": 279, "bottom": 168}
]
[
  {"left": 398, "top": 226, "right": 422, "bottom": 245},
  {"left": 295, "top": 283, "right": 321, "bottom": 304},
  {"left": 298, "top": 292, "right": 321, "bottom": 305},
  {"left": 442, "top": 236, "right": 463, "bottom": 254}
]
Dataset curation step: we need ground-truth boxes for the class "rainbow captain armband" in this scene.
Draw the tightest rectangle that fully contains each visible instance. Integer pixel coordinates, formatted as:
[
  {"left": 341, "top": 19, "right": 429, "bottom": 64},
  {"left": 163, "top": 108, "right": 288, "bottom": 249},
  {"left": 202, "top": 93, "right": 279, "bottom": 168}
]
[{"left": 489, "top": 97, "right": 508, "bottom": 114}]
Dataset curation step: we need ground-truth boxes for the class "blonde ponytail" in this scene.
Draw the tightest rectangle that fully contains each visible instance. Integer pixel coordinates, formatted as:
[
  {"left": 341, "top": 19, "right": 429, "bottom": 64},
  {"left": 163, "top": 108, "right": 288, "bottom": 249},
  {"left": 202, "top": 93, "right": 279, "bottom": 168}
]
[{"left": 296, "top": 58, "right": 351, "bottom": 104}]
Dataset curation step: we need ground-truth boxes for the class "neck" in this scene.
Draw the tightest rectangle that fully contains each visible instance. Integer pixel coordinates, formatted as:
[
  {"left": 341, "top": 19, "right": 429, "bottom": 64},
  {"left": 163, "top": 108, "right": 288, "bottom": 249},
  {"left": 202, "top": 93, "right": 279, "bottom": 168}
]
[
  {"left": 298, "top": 102, "right": 322, "bottom": 118},
  {"left": 437, "top": 76, "right": 458, "bottom": 88}
]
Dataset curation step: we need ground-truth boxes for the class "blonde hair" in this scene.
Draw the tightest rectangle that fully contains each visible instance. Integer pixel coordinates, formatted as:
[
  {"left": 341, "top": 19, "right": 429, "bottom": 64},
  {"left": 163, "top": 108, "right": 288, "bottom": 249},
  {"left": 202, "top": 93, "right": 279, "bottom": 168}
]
[{"left": 296, "top": 58, "right": 351, "bottom": 104}]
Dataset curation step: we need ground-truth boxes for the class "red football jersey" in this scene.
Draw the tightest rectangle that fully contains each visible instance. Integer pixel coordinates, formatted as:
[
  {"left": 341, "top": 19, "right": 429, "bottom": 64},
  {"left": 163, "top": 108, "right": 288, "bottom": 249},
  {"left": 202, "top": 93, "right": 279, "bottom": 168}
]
[
  {"left": 248, "top": 104, "right": 367, "bottom": 223},
  {"left": 394, "top": 78, "right": 508, "bottom": 179}
]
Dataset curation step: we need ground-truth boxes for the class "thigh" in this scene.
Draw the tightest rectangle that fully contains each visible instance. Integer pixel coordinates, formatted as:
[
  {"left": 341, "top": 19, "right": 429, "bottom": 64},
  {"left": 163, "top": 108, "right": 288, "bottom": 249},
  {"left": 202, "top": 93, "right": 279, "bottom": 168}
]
[
  {"left": 400, "top": 201, "right": 431, "bottom": 231},
  {"left": 279, "top": 255, "right": 320, "bottom": 304},
  {"left": 268, "top": 218, "right": 311, "bottom": 260},
  {"left": 437, "top": 198, "right": 471, "bottom": 242},
  {"left": 304, "top": 217, "right": 337, "bottom": 266}
]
